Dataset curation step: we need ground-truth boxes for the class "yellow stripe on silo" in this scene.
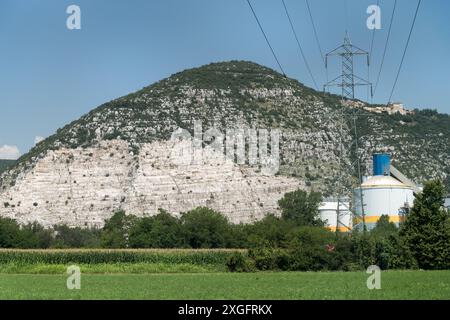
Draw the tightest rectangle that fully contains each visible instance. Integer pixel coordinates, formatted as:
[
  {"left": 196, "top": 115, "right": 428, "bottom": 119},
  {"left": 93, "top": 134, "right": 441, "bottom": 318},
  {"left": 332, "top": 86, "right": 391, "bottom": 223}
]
[
  {"left": 354, "top": 215, "right": 402, "bottom": 224},
  {"left": 326, "top": 226, "right": 352, "bottom": 232}
]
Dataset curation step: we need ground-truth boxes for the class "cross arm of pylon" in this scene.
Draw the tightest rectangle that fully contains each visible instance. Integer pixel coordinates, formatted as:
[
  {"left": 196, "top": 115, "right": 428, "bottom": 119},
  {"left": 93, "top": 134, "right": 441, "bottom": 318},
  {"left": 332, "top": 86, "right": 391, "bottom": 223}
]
[
  {"left": 325, "top": 45, "right": 346, "bottom": 56},
  {"left": 352, "top": 74, "right": 372, "bottom": 85},
  {"left": 349, "top": 45, "right": 369, "bottom": 55},
  {"left": 323, "top": 75, "right": 344, "bottom": 90}
]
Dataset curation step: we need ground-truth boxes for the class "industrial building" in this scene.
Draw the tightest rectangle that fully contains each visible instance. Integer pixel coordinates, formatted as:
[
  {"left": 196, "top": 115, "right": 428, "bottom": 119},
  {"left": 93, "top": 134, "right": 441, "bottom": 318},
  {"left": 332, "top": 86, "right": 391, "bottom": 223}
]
[
  {"left": 353, "top": 154, "right": 417, "bottom": 230},
  {"left": 317, "top": 153, "right": 449, "bottom": 232},
  {"left": 319, "top": 198, "right": 352, "bottom": 232},
  {"left": 319, "top": 153, "right": 419, "bottom": 232}
]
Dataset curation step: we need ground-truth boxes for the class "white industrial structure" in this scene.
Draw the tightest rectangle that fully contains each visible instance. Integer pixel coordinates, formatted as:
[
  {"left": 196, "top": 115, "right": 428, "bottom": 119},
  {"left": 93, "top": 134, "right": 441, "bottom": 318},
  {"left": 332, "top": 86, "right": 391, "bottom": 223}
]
[
  {"left": 319, "top": 199, "right": 352, "bottom": 232},
  {"left": 445, "top": 196, "right": 450, "bottom": 210},
  {"left": 353, "top": 175, "right": 415, "bottom": 229},
  {"left": 353, "top": 154, "right": 416, "bottom": 230}
]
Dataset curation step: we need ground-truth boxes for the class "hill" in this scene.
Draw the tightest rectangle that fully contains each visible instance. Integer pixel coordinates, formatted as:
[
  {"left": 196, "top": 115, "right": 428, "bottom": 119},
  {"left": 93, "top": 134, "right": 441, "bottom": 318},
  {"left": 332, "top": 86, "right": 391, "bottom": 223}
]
[{"left": 0, "top": 61, "right": 448, "bottom": 227}]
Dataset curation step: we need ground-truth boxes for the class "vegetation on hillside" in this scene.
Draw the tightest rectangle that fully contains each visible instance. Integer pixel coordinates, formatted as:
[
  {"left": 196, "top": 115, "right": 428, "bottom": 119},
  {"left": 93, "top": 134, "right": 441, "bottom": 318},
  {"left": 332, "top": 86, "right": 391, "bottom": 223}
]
[
  {"left": 0, "top": 160, "right": 15, "bottom": 175},
  {"left": 1, "top": 61, "right": 447, "bottom": 193}
]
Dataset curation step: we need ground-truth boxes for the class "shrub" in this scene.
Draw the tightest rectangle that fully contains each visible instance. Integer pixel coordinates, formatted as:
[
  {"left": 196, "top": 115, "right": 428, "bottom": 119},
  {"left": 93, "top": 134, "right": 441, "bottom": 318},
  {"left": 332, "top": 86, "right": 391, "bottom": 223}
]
[
  {"left": 284, "top": 226, "right": 335, "bottom": 271},
  {"left": 53, "top": 225, "right": 101, "bottom": 248},
  {"left": 226, "top": 252, "right": 254, "bottom": 272},
  {"left": 180, "top": 207, "right": 231, "bottom": 248},
  {"left": 129, "top": 209, "right": 185, "bottom": 248},
  {"left": 248, "top": 247, "right": 284, "bottom": 271},
  {"left": 244, "top": 214, "right": 294, "bottom": 248}
]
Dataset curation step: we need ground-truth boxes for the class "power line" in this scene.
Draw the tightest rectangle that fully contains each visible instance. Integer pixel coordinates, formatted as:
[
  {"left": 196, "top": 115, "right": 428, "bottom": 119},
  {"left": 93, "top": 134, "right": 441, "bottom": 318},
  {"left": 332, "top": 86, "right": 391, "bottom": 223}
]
[
  {"left": 369, "top": 0, "right": 380, "bottom": 63},
  {"left": 368, "top": 0, "right": 380, "bottom": 102},
  {"left": 246, "top": 0, "right": 286, "bottom": 76},
  {"left": 281, "top": 0, "right": 319, "bottom": 90},
  {"left": 305, "top": 0, "right": 325, "bottom": 64},
  {"left": 388, "top": 0, "right": 421, "bottom": 104},
  {"left": 374, "top": 0, "right": 397, "bottom": 96}
]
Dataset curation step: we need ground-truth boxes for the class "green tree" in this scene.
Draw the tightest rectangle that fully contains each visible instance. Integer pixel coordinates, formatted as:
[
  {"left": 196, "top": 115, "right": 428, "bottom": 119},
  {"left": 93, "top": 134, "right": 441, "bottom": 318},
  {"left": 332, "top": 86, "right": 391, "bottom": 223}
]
[
  {"left": 129, "top": 209, "right": 185, "bottom": 248},
  {"left": 0, "top": 217, "right": 21, "bottom": 248},
  {"left": 14, "top": 222, "right": 54, "bottom": 248},
  {"left": 284, "top": 226, "right": 335, "bottom": 271},
  {"left": 101, "top": 210, "right": 136, "bottom": 248},
  {"left": 53, "top": 225, "right": 100, "bottom": 248},
  {"left": 278, "top": 189, "right": 323, "bottom": 227},
  {"left": 180, "top": 207, "right": 230, "bottom": 248},
  {"left": 244, "top": 214, "right": 294, "bottom": 248},
  {"left": 400, "top": 180, "right": 450, "bottom": 269}
]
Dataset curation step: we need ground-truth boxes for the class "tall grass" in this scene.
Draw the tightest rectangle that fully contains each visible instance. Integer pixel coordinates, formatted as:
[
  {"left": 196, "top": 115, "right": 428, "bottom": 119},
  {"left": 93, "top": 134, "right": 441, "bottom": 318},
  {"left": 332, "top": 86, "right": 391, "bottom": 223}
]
[{"left": 0, "top": 249, "right": 245, "bottom": 266}]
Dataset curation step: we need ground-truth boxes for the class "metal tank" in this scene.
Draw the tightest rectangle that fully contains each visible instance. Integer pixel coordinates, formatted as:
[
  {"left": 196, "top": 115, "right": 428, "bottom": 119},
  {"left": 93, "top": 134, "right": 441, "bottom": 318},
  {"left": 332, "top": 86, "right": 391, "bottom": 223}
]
[
  {"left": 373, "top": 153, "right": 391, "bottom": 176},
  {"left": 445, "top": 196, "right": 450, "bottom": 210},
  {"left": 353, "top": 154, "right": 415, "bottom": 230},
  {"left": 319, "top": 199, "right": 352, "bottom": 232}
]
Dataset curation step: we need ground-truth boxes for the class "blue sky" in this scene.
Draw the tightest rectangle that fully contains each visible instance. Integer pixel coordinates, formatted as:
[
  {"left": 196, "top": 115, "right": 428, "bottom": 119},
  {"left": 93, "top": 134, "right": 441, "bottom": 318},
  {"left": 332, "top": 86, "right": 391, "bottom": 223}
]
[{"left": 0, "top": 0, "right": 449, "bottom": 157}]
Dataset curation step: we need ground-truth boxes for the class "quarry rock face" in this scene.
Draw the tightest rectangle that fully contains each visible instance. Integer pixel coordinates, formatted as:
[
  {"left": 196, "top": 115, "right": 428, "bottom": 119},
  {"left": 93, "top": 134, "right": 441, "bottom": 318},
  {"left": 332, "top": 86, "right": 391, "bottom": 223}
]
[
  {"left": 0, "top": 61, "right": 448, "bottom": 227},
  {"left": 0, "top": 139, "right": 301, "bottom": 227}
]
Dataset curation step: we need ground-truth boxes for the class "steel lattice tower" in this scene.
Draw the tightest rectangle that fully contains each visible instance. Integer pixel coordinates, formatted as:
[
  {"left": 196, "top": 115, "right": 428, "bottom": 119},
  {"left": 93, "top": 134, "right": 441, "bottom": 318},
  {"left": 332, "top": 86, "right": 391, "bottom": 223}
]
[
  {"left": 322, "top": 32, "right": 371, "bottom": 232},
  {"left": 324, "top": 32, "right": 373, "bottom": 99}
]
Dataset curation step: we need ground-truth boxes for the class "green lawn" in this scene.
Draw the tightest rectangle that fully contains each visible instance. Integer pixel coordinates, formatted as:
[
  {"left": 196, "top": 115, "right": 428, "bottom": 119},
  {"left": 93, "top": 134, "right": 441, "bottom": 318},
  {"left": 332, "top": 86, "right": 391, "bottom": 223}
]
[{"left": 0, "top": 271, "right": 449, "bottom": 299}]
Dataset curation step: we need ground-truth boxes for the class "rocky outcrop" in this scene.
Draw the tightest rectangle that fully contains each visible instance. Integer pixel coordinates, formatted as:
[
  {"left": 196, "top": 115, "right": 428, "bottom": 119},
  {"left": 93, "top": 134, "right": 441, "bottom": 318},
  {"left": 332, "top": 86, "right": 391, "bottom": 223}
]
[{"left": 0, "top": 139, "right": 301, "bottom": 227}]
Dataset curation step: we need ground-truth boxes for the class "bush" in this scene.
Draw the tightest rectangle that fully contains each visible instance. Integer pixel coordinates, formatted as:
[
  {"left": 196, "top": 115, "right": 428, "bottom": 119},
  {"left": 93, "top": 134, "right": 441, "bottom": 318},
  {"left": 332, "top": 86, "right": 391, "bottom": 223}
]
[
  {"left": 180, "top": 207, "right": 231, "bottom": 248},
  {"left": 53, "top": 225, "right": 101, "bottom": 248},
  {"left": 17, "top": 223, "right": 53, "bottom": 249},
  {"left": 226, "top": 252, "right": 254, "bottom": 272},
  {"left": 248, "top": 247, "right": 285, "bottom": 271},
  {"left": 284, "top": 226, "right": 335, "bottom": 271},
  {"left": 129, "top": 210, "right": 185, "bottom": 248},
  {"left": 244, "top": 214, "right": 294, "bottom": 248}
]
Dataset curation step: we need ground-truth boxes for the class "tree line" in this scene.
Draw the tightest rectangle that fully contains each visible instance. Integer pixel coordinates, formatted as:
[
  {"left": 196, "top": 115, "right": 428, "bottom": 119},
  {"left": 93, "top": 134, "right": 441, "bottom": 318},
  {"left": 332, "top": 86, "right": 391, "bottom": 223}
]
[{"left": 0, "top": 180, "right": 449, "bottom": 271}]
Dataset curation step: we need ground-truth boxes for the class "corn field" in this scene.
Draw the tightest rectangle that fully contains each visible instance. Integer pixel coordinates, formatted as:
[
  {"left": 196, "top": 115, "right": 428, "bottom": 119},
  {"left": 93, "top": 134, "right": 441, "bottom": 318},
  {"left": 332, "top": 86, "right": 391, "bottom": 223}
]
[{"left": 0, "top": 249, "right": 246, "bottom": 265}]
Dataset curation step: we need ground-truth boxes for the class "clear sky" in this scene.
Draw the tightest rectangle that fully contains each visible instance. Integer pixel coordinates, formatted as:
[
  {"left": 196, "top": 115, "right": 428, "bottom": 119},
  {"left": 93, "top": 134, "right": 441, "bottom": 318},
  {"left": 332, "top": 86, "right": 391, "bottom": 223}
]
[{"left": 0, "top": 0, "right": 449, "bottom": 158}]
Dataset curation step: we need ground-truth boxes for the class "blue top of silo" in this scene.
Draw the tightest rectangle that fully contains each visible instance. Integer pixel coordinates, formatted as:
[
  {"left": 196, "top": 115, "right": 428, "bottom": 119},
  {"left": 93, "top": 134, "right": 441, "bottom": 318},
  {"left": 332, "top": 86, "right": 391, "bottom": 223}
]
[{"left": 373, "top": 153, "right": 390, "bottom": 176}]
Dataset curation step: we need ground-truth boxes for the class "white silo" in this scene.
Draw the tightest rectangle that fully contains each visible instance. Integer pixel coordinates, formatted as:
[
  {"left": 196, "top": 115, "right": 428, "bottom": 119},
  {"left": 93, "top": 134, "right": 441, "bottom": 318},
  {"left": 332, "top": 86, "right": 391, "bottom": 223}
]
[
  {"left": 319, "top": 199, "right": 352, "bottom": 232},
  {"left": 445, "top": 196, "right": 450, "bottom": 210},
  {"left": 353, "top": 154, "right": 415, "bottom": 230}
]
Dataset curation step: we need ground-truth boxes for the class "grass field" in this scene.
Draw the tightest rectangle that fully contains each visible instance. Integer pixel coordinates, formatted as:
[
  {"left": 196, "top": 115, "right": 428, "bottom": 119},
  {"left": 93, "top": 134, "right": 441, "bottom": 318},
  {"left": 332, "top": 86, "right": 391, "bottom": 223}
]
[
  {"left": 0, "top": 250, "right": 449, "bottom": 299},
  {"left": 0, "top": 271, "right": 449, "bottom": 299}
]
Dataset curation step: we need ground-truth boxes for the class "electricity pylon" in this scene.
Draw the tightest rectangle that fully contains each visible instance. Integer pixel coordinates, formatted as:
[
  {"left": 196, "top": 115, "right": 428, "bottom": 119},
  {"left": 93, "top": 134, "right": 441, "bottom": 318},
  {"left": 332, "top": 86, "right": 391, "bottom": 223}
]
[
  {"left": 323, "top": 32, "right": 371, "bottom": 232},
  {"left": 324, "top": 32, "right": 373, "bottom": 100}
]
